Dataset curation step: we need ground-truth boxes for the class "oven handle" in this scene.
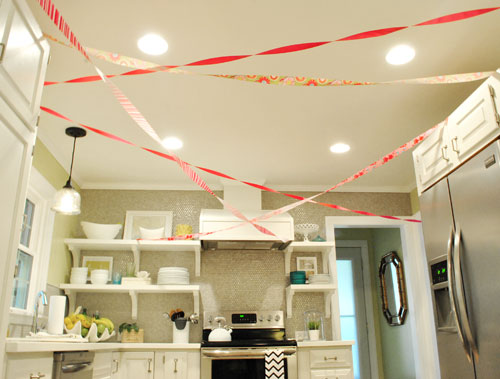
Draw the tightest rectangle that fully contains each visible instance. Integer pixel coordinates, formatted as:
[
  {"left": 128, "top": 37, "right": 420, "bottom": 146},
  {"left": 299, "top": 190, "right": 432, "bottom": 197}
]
[{"left": 202, "top": 348, "right": 296, "bottom": 358}]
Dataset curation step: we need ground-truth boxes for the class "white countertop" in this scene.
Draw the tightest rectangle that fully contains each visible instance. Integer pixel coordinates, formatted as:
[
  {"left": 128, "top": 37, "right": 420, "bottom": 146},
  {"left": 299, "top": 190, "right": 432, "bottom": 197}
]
[
  {"left": 297, "top": 340, "right": 355, "bottom": 347},
  {"left": 5, "top": 339, "right": 201, "bottom": 353},
  {"left": 6, "top": 338, "right": 353, "bottom": 353}
]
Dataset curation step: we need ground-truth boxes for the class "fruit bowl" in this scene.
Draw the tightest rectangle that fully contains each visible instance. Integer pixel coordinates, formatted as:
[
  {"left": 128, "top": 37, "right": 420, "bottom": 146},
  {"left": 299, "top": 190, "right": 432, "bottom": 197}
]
[
  {"left": 64, "top": 321, "right": 115, "bottom": 342},
  {"left": 295, "top": 223, "right": 319, "bottom": 241}
]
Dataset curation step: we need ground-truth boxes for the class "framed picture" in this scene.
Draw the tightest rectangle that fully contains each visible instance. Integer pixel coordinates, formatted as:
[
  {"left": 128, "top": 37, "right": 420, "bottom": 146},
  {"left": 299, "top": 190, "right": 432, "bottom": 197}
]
[
  {"left": 82, "top": 256, "right": 113, "bottom": 281},
  {"left": 297, "top": 257, "right": 318, "bottom": 280},
  {"left": 123, "top": 211, "right": 173, "bottom": 240}
]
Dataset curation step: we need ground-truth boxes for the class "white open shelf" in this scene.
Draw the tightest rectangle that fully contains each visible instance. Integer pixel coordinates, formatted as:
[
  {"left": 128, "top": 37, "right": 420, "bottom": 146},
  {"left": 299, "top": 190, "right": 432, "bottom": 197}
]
[
  {"left": 285, "top": 283, "right": 336, "bottom": 319},
  {"left": 60, "top": 283, "right": 200, "bottom": 321},
  {"left": 64, "top": 239, "right": 201, "bottom": 276},
  {"left": 284, "top": 241, "right": 335, "bottom": 275}
]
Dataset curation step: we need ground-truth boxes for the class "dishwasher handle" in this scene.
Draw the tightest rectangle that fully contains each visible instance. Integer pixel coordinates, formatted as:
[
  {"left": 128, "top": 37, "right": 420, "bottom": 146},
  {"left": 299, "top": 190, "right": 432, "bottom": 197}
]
[{"left": 61, "top": 362, "right": 93, "bottom": 373}]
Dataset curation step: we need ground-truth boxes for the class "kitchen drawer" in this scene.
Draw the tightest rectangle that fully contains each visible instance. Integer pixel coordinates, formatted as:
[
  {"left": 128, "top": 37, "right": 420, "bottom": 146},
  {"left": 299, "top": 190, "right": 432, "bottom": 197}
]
[
  {"left": 311, "top": 368, "right": 353, "bottom": 379},
  {"left": 310, "top": 348, "right": 352, "bottom": 369}
]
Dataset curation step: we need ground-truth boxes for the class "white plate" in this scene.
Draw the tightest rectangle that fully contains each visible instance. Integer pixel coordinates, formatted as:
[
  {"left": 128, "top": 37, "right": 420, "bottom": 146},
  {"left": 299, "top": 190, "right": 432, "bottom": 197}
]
[{"left": 159, "top": 267, "right": 188, "bottom": 272}]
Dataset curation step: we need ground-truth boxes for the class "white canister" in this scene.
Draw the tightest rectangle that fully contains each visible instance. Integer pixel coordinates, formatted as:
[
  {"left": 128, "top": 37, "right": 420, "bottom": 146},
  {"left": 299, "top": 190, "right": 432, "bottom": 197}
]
[
  {"left": 172, "top": 319, "right": 190, "bottom": 343},
  {"left": 47, "top": 296, "right": 67, "bottom": 335}
]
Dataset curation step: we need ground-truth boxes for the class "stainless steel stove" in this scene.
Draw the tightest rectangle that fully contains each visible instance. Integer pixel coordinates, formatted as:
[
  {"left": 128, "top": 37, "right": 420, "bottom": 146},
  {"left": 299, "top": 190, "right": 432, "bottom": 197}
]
[{"left": 201, "top": 310, "right": 297, "bottom": 379}]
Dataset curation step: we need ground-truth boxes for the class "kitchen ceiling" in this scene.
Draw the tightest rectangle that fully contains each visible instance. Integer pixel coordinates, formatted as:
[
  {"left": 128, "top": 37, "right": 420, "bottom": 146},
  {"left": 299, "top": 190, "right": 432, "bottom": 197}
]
[{"left": 28, "top": 0, "right": 500, "bottom": 192}]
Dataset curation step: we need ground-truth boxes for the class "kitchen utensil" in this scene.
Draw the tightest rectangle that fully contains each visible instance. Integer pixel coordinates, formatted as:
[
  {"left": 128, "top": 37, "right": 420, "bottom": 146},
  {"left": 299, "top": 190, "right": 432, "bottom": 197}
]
[
  {"left": 173, "top": 318, "right": 190, "bottom": 343},
  {"left": 81, "top": 221, "right": 122, "bottom": 239},
  {"left": 295, "top": 223, "right": 319, "bottom": 241}
]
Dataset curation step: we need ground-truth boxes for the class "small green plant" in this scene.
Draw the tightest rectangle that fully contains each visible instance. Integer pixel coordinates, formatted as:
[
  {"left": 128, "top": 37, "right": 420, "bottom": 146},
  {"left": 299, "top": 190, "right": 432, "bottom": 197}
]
[
  {"left": 119, "top": 322, "right": 139, "bottom": 334},
  {"left": 308, "top": 321, "right": 321, "bottom": 330}
]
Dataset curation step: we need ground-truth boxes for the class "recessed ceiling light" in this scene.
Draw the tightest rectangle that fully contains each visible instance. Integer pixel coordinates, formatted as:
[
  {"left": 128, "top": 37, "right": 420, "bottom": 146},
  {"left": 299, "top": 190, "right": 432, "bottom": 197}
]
[
  {"left": 385, "top": 44, "right": 415, "bottom": 65},
  {"left": 162, "top": 137, "right": 183, "bottom": 150},
  {"left": 137, "top": 33, "right": 168, "bottom": 55},
  {"left": 330, "top": 143, "right": 350, "bottom": 154}
]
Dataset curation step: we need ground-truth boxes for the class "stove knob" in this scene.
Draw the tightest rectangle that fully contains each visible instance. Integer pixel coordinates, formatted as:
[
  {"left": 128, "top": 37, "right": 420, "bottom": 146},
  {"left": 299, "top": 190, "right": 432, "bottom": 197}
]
[
  {"left": 208, "top": 316, "right": 213, "bottom": 324},
  {"left": 267, "top": 315, "right": 272, "bottom": 322},
  {"left": 275, "top": 314, "right": 281, "bottom": 322},
  {"left": 259, "top": 315, "right": 264, "bottom": 322}
]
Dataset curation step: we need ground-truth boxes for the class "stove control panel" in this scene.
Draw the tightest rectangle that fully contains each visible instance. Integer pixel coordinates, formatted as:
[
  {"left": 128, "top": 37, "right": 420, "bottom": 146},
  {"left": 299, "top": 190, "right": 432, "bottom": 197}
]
[{"left": 203, "top": 310, "right": 284, "bottom": 329}]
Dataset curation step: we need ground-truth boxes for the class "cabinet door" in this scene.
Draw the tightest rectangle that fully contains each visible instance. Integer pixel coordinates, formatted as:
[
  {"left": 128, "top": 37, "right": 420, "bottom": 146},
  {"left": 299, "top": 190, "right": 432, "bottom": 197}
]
[
  {"left": 0, "top": 0, "right": 49, "bottom": 126},
  {"left": 310, "top": 368, "right": 353, "bottom": 379},
  {"left": 154, "top": 351, "right": 200, "bottom": 379},
  {"left": 93, "top": 351, "right": 113, "bottom": 379},
  {"left": 117, "top": 352, "right": 154, "bottom": 379},
  {"left": 448, "top": 74, "right": 500, "bottom": 166},
  {"left": 5, "top": 353, "right": 53, "bottom": 379},
  {"left": 413, "top": 122, "right": 455, "bottom": 194}
]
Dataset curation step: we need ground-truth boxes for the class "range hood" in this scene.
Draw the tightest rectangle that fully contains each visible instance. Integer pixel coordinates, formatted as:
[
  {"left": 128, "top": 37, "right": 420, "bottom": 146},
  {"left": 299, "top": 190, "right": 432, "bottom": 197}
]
[
  {"left": 199, "top": 209, "right": 294, "bottom": 250},
  {"left": 199, "top": 181, "right": 294, "bottom": 250}
]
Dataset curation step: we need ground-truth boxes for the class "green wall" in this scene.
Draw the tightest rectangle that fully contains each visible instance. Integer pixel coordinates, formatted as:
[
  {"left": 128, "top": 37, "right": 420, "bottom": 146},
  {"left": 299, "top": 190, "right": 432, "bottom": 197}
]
[
  {"left": 32, "top": 138, "right": 80, "bottom": 286},
  {"left": 410, "top": 188, "right": 419, "bottom": 215},
  {"left": 335, "top": 228, "right": 416, "bottom": 379}
]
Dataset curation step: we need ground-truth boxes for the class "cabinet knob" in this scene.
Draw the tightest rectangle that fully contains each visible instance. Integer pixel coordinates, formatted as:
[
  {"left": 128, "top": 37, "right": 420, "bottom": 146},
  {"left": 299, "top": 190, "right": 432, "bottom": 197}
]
[
  {"left": 30, "top": 374, "right": 45, "bottom": 379},
  {"left": 174, "top": 358, "right": 178, "bottom": 373},
  {"left": 147, "top": 358, "right": 153, "bottom": 373},
  {"left": 324, "top": 355, "right": 337, "bottom": 361}
]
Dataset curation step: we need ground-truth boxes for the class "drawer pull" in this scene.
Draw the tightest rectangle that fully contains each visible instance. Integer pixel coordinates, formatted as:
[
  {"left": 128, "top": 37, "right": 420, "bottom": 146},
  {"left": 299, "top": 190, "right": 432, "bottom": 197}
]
[
  {"left": 147, "top": 358, "right": 152, "bottom": 373},
  {"left": 324, "top": 356, "right": 338, "bottom": 361},
  {"left": 174, "top": 358, "right": 178, "bottom": 373},
  {"left": 441, "top": 146, "right": 449, "bottom": 161},
  {"left": 30, "top": 374, "right": 45, "bottom": 379}
]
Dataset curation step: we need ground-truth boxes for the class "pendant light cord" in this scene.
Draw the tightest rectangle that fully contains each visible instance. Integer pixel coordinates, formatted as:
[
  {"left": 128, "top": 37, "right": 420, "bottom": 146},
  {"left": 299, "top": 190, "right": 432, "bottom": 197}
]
[{"left": 64, "top": 136, "right": 77, "bottom": 188}]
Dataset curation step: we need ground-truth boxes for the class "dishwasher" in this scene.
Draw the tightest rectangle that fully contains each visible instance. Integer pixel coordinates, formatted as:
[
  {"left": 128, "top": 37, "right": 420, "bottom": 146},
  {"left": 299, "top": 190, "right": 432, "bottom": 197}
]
[{"left": 53, "top": 351, "right": 95, "bottom": 379}]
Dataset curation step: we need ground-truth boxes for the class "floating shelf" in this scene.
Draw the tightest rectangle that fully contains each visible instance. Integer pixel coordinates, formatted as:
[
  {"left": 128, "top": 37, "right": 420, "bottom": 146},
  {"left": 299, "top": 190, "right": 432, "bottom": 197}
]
[
  {"left": 284, "top": 241, "right": 335, "bottom": 275},
  {"left": 285, "top": 284, "right": 336, "bottom": 319},
  {"left": 60, "top": 283, "right": 200, "bottom": 321},
  {"left": 64, "top": 239, "right": 201, "bottom": 276}
]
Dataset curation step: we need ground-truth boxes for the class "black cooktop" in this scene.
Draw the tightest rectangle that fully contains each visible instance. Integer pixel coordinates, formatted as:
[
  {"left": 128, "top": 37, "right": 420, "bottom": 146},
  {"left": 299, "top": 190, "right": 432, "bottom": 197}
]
[{"left": 201, "top": 339, "right": 297, "bottom": 348}]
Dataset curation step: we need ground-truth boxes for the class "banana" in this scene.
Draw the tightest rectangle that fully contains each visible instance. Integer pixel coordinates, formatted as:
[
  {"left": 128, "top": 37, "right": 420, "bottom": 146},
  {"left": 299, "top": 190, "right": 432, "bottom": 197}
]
[
  {"left": 75, "top": 314, "right": 92, "bottom": 328},
  {"left": 95, "top": 317, "right": 114, "bottom": 333}
]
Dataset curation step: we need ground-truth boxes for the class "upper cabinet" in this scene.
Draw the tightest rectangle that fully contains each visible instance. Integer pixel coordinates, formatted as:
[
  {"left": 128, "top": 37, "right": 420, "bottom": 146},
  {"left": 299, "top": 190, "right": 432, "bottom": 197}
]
[
  {"left": 0, "top": 0, "right": 49, "bottom": 128},
  {"left": 414, "top": 72, "right": 500, "bottom": 195}
]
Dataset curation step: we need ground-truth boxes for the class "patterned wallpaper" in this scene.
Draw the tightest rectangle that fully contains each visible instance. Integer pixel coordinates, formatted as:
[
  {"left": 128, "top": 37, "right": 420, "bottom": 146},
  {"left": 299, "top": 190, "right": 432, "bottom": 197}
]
[{"left": 73, "top": 189, "right": 412, "bottom": 343}]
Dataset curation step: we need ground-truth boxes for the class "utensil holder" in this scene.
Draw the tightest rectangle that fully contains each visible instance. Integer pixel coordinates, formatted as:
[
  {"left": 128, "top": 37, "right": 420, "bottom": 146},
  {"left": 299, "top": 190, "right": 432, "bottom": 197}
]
[{"left": 172, "top": 318, "right": 190, "bottom": 343}]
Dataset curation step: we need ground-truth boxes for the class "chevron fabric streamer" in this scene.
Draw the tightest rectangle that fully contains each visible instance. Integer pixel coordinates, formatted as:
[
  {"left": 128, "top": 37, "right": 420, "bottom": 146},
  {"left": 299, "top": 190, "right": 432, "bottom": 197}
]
[
  {"left": 40, "top": 105, "right": 424, "bottom": 223},
  {"left": 42, "top": 33, "right": 494, "bottom": 88},
  {"left": 37, "top": 0, "right": 281, "bottom": 239},
  {"left": 265, "top": 350, "right": 285, "bottom": 379}
]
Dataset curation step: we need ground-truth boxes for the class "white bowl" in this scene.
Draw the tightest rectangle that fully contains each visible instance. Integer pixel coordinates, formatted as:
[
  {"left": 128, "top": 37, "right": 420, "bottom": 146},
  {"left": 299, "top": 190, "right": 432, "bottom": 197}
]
[
  {"left": 139, "top": 226, "right": 165, "bottom": 239},
  {"left": 91, "top": 269, "right": 109, "bottom": 276},
  {"left": 81, "top": 221, "right": 122, "bottom": 239},
  {"left": 71, "top": 267, "right": 88, "bottom": 272},
  {"left": 159, "top": 267, "right": 188, "bottom": 272},
  {"left": 91, "top": 276, "right": 108, "bottom": 285}
]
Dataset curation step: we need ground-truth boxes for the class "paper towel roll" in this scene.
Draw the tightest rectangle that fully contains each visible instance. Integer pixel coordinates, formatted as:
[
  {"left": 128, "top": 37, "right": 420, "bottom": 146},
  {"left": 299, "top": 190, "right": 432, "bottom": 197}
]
[{"left": 47, "top": 296, "right": 66, "bottom": 335}]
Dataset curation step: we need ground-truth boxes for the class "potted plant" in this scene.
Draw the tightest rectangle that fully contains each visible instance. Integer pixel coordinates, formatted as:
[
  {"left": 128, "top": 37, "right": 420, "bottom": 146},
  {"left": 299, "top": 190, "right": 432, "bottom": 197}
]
[
  {"left": 119, "top": 322, "right": 144, "bottom": 343},
  {"left": 307, "top": 321, "right": 321, "bottom": 341}
]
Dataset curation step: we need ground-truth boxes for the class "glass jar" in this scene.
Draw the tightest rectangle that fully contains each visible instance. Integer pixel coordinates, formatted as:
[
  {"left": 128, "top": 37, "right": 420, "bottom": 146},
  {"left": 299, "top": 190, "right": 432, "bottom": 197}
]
[{"left": 304, "top": 310, "right": 325, "bottom": 341}]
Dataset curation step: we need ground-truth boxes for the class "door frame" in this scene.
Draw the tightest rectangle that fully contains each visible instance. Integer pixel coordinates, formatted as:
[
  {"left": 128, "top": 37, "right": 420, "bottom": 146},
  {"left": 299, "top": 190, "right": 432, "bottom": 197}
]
[
  {"left": 336, "top": 240, "right": 379, "bottom": 379},
  {"left": 325, "top": 214, "right": 440, "bottom": 379}
]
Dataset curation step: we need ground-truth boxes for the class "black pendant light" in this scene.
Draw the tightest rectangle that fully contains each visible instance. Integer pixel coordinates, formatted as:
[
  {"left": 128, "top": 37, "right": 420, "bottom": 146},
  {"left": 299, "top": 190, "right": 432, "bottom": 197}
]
[{"left": 51, "top": 127, "right": 86, "bottom": 215}]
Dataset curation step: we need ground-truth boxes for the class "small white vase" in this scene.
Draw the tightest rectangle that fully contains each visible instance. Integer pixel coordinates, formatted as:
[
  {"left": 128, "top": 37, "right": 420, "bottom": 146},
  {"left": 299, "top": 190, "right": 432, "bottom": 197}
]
[{"left": 308, "top": 329, "right": 320, "bottom": 341}]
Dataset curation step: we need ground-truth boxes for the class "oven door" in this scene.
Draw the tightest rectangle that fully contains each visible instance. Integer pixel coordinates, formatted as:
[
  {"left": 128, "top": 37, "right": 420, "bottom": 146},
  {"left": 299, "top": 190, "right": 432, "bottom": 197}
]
[{"left": 201, "top": 347, "right": 297, "bottom": 379}]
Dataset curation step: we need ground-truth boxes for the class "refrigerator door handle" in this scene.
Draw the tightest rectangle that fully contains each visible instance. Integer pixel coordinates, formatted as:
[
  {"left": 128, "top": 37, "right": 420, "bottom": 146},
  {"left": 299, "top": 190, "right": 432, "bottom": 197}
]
[
  {"left": 453, "top": 225, "right": 479, "bottom": 362},
  {"left": 447, "top": 227, "right": 466, "bottom": 345}
]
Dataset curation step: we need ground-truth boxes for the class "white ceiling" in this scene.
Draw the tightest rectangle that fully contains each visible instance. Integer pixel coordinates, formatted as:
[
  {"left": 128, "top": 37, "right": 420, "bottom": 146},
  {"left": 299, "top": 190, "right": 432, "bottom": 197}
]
[{"left": 29, "top": 0, "right": 500, "bottom": 192}]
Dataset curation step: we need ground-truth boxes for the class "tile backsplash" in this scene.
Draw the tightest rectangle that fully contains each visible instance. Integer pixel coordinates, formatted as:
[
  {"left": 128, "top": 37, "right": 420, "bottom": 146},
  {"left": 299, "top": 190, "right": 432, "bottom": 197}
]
[{"left": 74, "top": 189, "right": 411, "bottom": 343}]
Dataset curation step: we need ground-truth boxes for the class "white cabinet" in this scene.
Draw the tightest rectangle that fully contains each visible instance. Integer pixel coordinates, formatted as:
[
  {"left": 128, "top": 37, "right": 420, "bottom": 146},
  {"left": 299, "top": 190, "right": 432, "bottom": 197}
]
[
  {"left": 0, "top": 0, "right": 49, "bottom": 374},
  {"left": 112, "top": 352, "right": 154, "bottom": 379},
  {"left": 94, "top": 351, "right": 113, "bottom": 379},
  {"left": 154, "top": 350, "right": 200, "bottom": 379},
  {"left": 298, "top": 345, "right": 354, "bottom": 379},
  {"left": 5, "top": 352, "right": 53, "bottom": 379},
  {"left": 0, "top": 0, "right": 49, "bottom": 126},
  {"left": 413, "top": 73, "right": 500, "bottom": 194}
]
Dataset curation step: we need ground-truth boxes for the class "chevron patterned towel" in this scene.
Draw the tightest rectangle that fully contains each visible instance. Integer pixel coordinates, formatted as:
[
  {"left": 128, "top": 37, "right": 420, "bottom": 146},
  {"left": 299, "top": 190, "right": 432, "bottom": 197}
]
[{"left": 265, "top": 349, "right": 285, "bottom": 379}]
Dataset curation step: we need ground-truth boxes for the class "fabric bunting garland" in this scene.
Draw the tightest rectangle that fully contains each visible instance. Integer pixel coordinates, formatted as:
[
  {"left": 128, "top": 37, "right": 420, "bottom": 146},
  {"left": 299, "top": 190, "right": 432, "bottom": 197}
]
[{"left": 43, "top": 33, "right": 494, "bottom": 88}]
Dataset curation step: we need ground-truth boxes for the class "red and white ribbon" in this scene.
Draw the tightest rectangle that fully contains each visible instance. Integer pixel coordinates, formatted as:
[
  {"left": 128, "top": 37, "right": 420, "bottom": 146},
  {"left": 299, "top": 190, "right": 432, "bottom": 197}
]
[{"left": 41, "top": 105, "right": 428, "bottom": 224}]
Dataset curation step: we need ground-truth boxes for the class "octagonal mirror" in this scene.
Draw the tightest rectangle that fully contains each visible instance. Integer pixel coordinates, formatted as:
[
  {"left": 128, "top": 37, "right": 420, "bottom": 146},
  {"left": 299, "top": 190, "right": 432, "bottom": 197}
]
[{"left": 379, "top": 251, "right": 408, "bottom": 326}]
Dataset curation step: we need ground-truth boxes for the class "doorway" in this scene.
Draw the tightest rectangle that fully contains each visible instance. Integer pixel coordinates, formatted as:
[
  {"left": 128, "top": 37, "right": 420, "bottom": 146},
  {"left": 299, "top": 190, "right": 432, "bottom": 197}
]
[{"left": 336, "top": 241, "right": 375, "bottom": 379}]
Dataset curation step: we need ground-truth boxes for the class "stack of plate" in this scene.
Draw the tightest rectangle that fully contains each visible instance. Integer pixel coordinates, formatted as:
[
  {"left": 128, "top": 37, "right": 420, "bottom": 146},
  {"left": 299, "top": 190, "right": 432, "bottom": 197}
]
[
  {"left": 157, "top": 267, "right": 189, "bottom": 285},
  {"left": 309, "top": 274, "right": 331, "bottom": 284},
  {"left": 70, "top": 267, "right": 88, "bottom": 284}
]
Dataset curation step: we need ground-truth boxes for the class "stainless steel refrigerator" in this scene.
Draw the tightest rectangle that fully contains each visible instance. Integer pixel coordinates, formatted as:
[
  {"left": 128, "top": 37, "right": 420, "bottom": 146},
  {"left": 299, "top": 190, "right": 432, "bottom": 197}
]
[{"left": 419, "top": 139, "right": 500, "bottom": 379}]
